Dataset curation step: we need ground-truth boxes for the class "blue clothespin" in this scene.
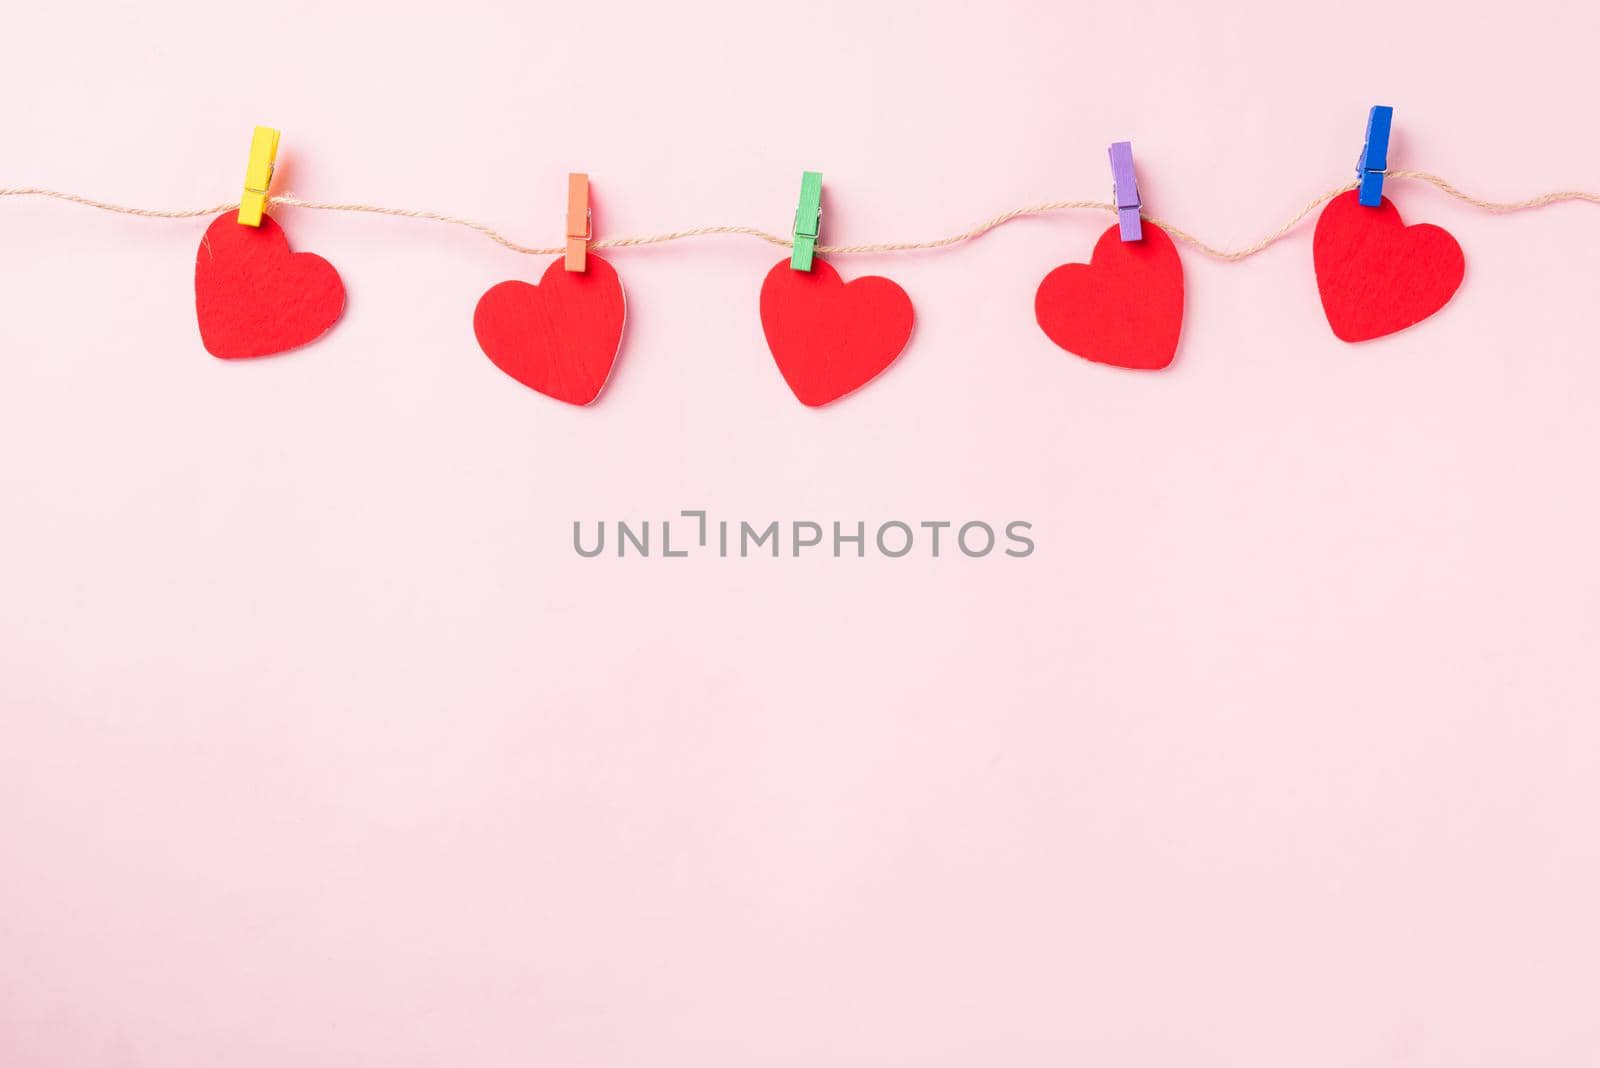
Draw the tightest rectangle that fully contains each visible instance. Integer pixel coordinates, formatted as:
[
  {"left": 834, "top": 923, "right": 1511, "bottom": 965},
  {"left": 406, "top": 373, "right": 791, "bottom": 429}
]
[
  {"left": 1357, "top": 106, "right": 1393, "bottom": 208},
  {"left": 1108, "top": 141, "right": 1142, "bottom": 241}
]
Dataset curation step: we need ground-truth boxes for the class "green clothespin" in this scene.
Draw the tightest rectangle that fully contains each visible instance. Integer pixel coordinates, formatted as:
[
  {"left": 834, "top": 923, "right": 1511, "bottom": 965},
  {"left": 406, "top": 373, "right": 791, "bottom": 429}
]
[{"left": 790, "top": 171, "right": 822, "bottom": 271}]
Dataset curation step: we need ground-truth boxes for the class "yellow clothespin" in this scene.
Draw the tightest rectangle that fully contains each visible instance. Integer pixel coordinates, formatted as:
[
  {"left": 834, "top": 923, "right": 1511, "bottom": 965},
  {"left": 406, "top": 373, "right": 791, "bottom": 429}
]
[
  {"left": 239, "top": 126, "right": 280, "bottom": 227},
  {"left": 565, "top": 173, "right": 590, "bottom": 272}
]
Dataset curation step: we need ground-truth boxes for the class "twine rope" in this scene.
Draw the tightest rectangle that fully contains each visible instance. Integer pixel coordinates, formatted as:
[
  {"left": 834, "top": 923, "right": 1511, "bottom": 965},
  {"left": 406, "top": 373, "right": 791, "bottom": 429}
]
[{"left": 3, "top": 171, "right": 1597, "bottom": 263}]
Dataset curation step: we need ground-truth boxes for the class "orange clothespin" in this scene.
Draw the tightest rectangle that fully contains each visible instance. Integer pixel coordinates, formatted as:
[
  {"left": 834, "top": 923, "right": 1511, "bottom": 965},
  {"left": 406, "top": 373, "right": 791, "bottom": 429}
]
[{"left": 565, "top": 173, "right": 590, "bottom": 272}]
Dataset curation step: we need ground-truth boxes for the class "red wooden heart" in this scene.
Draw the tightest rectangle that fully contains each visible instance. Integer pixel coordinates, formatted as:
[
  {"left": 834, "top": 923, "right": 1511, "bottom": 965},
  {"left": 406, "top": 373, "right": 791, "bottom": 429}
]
[
  {"left": 195, "top": 213, "right": 345, "bottom": 359},
  {"left": 759, "top": 258, "right": 914, "bottom": 407},
  {"left": 1313, "top": 190, "right": 1465, "bottom": 342},
  {"left": 473, "top": 254, "right": 627, "bottom": 406},
  {"left": 1034, "top": 222, "right": 1184, "bottom": 371}
]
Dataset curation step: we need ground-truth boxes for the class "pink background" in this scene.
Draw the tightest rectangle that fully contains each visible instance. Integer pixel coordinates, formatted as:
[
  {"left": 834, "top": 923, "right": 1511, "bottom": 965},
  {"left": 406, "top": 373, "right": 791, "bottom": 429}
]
[{"left": 4, "top": 1, "right": 1600, "bottom": 1065}]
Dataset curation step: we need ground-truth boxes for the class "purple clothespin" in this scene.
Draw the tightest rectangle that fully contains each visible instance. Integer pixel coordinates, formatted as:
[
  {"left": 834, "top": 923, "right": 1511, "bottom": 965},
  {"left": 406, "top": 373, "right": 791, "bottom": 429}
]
[{"left": 1108, "top": 141, "right": 1142, "bottom": 242}]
